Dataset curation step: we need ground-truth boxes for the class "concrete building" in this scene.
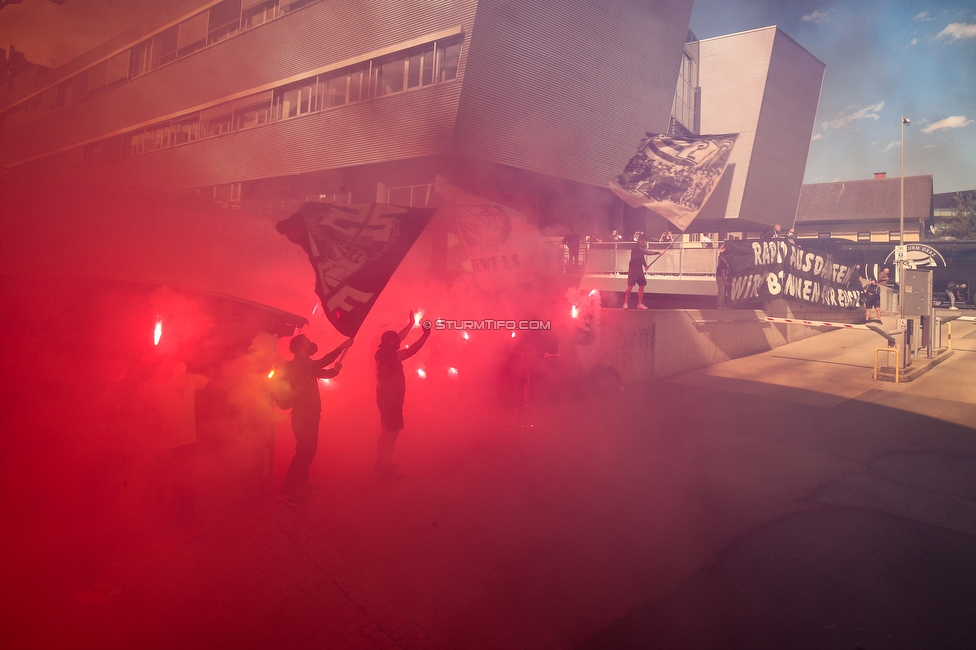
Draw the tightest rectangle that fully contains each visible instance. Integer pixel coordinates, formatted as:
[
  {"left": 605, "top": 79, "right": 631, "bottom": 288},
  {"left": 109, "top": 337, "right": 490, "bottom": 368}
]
[
  {"left": 0, "top": 0, "right": 693, "bottom": 227},
  {"left": 0, "top": 0, "right": 824, "bottom": 244},
  {"left": 691, "top": 26, "right": 825, "bottom": 236},
  {"left": 793, "top": 173, "right": 934, "bottom": 242}
]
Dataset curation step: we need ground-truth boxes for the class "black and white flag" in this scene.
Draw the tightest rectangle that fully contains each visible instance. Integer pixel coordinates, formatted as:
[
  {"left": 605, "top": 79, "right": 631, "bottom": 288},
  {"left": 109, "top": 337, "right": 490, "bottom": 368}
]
[
  {"left": 609, "top": 132, "right": 738, "bottom": 231},
  {"left": 276, "top": 202, "right": 435, "bottom": 337}
]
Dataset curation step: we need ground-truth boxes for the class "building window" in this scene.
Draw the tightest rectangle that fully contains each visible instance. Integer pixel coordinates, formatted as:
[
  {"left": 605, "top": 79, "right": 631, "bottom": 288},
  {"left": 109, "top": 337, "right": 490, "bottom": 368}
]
[
  {"left": 83, "top": 135, "right": 123, "bottom": 165},
  {"left": 857, "top": 232, "right": 871, "bottom": 242},
  {"left": 208, "top": 0, "right": 243, "bottom": 44},
  {"left": 279, "top": 0, "right": 315, "bottom": 14},
  {"left": 130, "top": 40, "right": 152, "bottom": 78},
  {"left": 171, "top": 115, "right": 200, "bottom": 145},
  {"left": 214, "top": 182, "right": 242, "bottom": 202},
  {"left": 201, "top": 102, "right": 234, "bottom": 138},
  {"left": 234, "top": 91, "right": 273, "bottom": 130},
  {"left": 274, "top": 80, "right": 317, "bottom": 120},
  {"left": 388, "top": 184, "right": 433, "bottom": 207},
  {"left": 244, "top": 0, "right": 277, "bottom": 28},
  {"left": 177, "top": 12, "right": 209, "bottom": 57},
  {"left": 436, "top": 37, "right": 462, "bottom": 82},
  {"left": 106, "top": 52, "right": 128, "bottom": 88},
  {"left": 375, "top": 54, "right": 406, "bottom": 97},
  {"left": 818, "top": 232, "right": 830, "bottom": 240},
  {"left": 151, "top": 26, "right": 179, "bottom": 69},
  {"left": 88, "top": 60, "right": 109, "bottom": 94}
]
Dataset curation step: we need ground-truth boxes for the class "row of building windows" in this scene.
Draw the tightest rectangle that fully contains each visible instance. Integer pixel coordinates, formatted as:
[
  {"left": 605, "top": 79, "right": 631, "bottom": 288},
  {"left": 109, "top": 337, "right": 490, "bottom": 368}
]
[
  {"left": 1, "top": 0, "right": 326, "bottom": 133},
  {"left": 15, "top": 37, "right": 462, "bottom": 177}
]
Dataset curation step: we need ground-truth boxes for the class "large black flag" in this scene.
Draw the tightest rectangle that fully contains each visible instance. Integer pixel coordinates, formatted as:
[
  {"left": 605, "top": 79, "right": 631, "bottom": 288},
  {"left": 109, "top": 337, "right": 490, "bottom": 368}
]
[{"left": 276, "top": 202, "right": 435, "bottom": 337}]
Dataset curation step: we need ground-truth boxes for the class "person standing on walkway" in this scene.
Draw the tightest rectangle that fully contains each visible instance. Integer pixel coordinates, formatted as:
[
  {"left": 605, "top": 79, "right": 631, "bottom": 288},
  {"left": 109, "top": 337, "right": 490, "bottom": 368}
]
[
  {"left": 563, "top": 229, "right": 581, "bottom": 266},
  {"left": 375, "top": 312, "right": 431, "bottom": 480},
  {"left": 716, "top": 243, "right": 731, "bottom": 310},
  {"left": 278, "top": 334, "right": 352, "bottom": 505},
  {"left": 623, "top": 234, "right": 661, "bottom": 310}
]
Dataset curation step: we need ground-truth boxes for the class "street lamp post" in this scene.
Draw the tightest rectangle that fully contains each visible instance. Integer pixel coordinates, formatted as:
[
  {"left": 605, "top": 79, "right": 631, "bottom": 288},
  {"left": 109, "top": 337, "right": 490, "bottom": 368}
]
[
  {"left": 898, "top": 116, "right": 910, "bottom": 364},
  {"left": 900, "top": 116, "right": 910, "bottom": 245}
]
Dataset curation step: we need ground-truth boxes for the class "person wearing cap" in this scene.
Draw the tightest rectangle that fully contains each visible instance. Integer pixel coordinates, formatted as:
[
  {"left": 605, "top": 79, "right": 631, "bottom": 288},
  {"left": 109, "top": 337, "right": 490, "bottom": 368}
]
[
  {"left": 278, "top": 334, "right": 353, "bottom": 504},
  {"left": 375, "top": 312, "right": 431, "bottom": 479}
]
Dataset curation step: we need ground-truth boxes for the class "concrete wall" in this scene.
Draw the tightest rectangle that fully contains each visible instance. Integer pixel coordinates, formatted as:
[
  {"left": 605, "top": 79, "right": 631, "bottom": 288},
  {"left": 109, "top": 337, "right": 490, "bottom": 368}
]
[{"left": 593, "top": 301, "right": 836, "bottom": 383}]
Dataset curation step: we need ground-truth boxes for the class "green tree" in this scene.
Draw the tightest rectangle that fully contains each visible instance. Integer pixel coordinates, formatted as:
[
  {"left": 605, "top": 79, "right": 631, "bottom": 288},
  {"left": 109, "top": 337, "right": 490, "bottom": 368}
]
[{"left": 935, "top": 191, "right": 976, "bottom": 240}]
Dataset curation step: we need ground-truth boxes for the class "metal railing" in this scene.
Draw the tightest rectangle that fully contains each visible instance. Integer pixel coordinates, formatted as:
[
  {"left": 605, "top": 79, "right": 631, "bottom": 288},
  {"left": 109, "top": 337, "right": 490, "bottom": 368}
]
[{"left": 569, "top": 241, "right": 721, "bottom": 278}]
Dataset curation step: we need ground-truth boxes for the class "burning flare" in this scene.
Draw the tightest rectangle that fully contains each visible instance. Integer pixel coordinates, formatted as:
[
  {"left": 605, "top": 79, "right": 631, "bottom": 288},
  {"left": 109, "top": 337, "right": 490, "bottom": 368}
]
[{"left": 153, "top": 320, "right": 162, "bottom": 346}]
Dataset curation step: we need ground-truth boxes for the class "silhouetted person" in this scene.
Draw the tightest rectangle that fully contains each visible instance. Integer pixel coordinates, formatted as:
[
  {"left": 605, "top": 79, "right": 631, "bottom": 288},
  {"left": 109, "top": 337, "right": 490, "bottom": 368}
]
[
  {"left": 375, "top": 313, "right": 431, "bottom": 480},
  {"left": 785, "top": 228, "right": 797, "bottom": 244},
  {"left": 716, "top": 243, "right": 731, "bottom": 309},
  {"left": 563, "top": 229, "right": 581, "bottom": 265},
  {"left": 279, "top": 334, "right": 352, "bottom": 504},
  {"left": 623, "top": 234, "right": 661, "bottom": 310},
  {"left": 762, "top": 223, "right": 783, "bottom": 241}
]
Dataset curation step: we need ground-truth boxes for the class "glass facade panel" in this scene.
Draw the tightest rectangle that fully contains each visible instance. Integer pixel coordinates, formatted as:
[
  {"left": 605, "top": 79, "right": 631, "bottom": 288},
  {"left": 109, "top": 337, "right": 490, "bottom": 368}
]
[
  {"left": 130, "top": 40, "right": 152, "bottom": 78},
  {"left": 436, "top": 39, "right": 461, "bottom": 82},
  {"left": 407, "top": 51, "right": 422, "bottom": 88},
  {"left": 208, "top": 0, "right": 242, "bottom": 43},
  {"left": 201, "top": 102, "right": 234, "bottom": 137},
  {"left": 244, "top": 0, "right": 277, "bottom": 28},
  {"left": 151, "top": 26, "right": 179, "bottom": 69},
  {"left": 177, "top": 12, "right": 209, "bottom": 56},
  {"left": 234, "top": 92, "right": 272, "bottom": 129},
  {"left": 88, "top": 60, "right": 108, "bottom": 93},
  {"left": 172, "top": 116, "right": 200, "bottom": 144},
  {"left": 376, "top": 56, "right": 405, "bottom": 96},
  {"left": 105, "top": 50, "right": 129, "bottom": 86}
]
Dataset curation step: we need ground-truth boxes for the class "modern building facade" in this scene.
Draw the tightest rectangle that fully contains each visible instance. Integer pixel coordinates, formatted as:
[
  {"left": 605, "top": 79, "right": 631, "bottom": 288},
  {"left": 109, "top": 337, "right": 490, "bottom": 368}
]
[
  {"left": 1, "top": 0, "right": 826, "bottom": 239},
  {"left": 691, "top": 26, "right": 825, "bottom": 235},
  {"left": 793, "top": 174, "right": 934, "bottom": 242}
]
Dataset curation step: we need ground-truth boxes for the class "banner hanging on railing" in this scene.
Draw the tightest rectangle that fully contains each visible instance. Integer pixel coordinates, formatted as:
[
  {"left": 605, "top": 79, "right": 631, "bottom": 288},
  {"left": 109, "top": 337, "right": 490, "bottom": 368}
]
[{"left": 723, "top": 239, "right": 863, "bottom": 310}]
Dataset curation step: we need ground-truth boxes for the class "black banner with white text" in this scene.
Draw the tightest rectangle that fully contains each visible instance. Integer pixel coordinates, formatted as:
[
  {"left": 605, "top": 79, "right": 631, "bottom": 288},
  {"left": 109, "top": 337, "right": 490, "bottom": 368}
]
[{"left": 724, "top": 239, "right": 862, "bottom": 310}]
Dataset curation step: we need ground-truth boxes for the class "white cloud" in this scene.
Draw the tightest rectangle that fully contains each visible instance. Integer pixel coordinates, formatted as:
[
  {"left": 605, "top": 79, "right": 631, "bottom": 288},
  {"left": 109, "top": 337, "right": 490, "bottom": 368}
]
[
  {"left": 924, "top": 144, "right": 937, "bottom": 149},
  {"left": 909, "top": 38, "right": 917, "bottom": 45},
  {"left": 811, "top": 133, "right": 823, "bottom": 141},
  {"left": 937, "top": 23, "right": 976, "bottom": 40},
  {"left": 822, "top": 101, "right": 885, "bottom": 129},
  {"left": 802, "top": 10, "right": 829, "bottom": 24},
  {"left": 922, "top": 115, "right": 974, "bottom": 133},
  {"left": 914, "top": 12, "right": 932, "bottom": 21},
  {"left": 882, "top": 141, "right": 900, "bottom": 152}
]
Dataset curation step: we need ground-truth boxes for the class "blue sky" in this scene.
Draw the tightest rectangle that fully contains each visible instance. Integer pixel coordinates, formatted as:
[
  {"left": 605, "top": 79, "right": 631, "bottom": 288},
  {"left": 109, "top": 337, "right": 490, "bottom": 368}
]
[
  {"left": 690, "top": 0, "right": 976, "bottom": 194},
  {"left": 1, "top": 0, "right": 974, "bottom": 194}
]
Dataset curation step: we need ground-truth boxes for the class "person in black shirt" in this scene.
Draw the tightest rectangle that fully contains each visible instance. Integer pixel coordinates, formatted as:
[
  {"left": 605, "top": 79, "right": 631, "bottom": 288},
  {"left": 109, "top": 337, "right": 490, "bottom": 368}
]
[
  {"left": 563, "top": 229, "right": 581, "bottom": 265},
  {"left": 863, "top": 280, "right": 882, "bottom": 322},
  {"left": 375, "top": 312, "right": 431, "bottom": 479},
  {"left": 279, "top": 334, "right": 352, "bottom": 504},
  {"left": 623, "top": 234, "right": 661, "bottom": 310},
  {"left": 716, "top": 243, "right": 731, "bottom": 309}
]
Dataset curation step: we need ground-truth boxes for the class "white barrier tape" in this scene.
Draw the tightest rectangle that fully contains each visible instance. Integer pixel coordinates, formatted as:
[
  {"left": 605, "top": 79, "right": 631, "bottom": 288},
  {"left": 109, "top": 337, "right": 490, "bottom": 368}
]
[{"left": 761, "top": 316, "right": 874, "bottom": 330}]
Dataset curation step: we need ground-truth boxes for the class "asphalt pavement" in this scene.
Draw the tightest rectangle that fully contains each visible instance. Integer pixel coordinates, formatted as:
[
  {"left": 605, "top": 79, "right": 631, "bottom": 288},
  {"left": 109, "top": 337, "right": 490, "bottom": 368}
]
[{"left": 5, "top": 313, "right": 976, "bottom": 649}]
